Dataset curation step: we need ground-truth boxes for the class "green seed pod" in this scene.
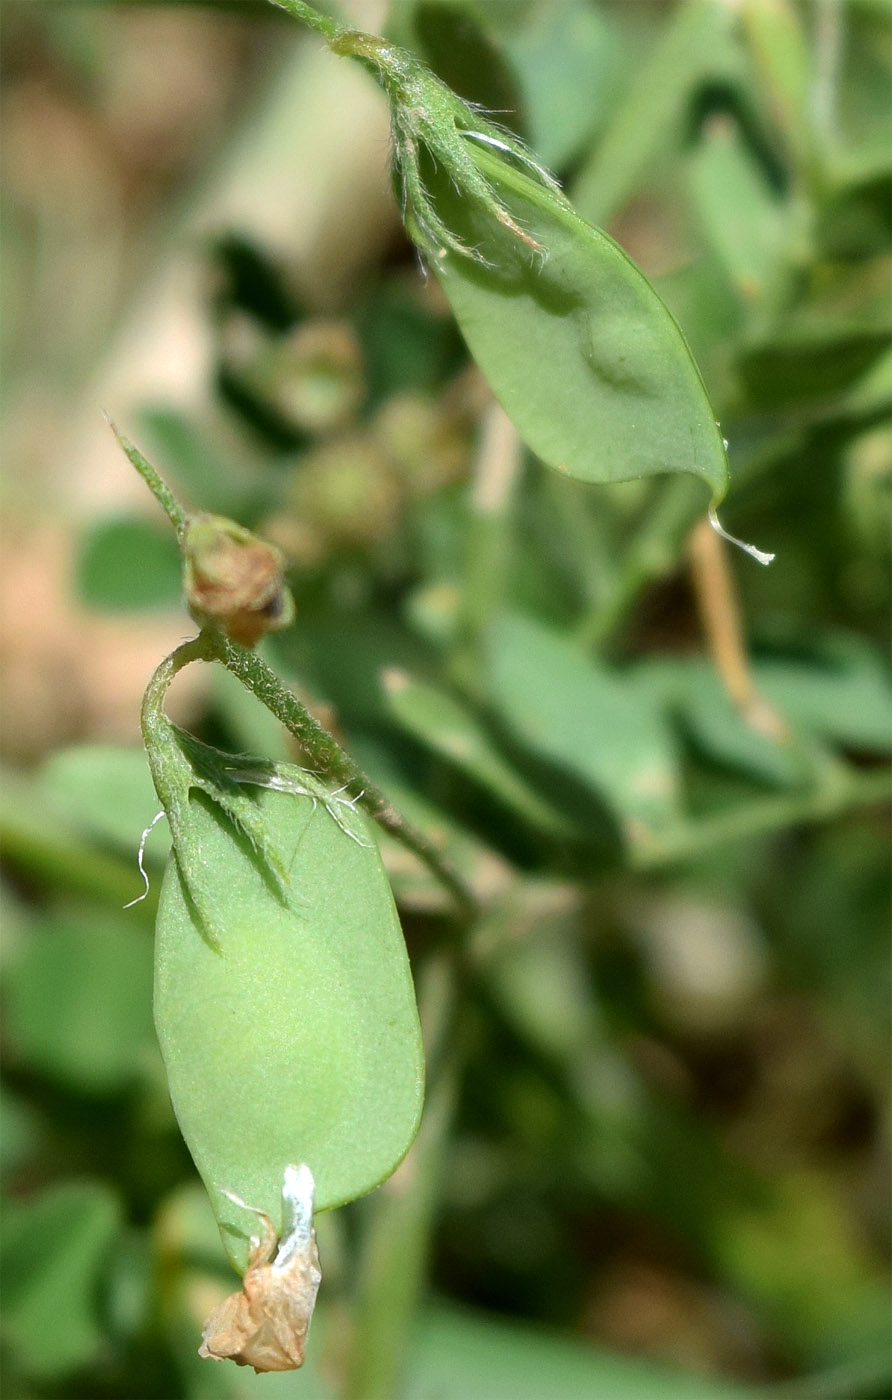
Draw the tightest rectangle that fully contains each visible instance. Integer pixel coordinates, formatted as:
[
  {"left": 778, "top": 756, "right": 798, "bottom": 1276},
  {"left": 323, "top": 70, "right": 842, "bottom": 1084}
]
[
  {"left": 418, "top": 143, "right": 730, "bottom": 501},
  {"left": 153, "top": 772, "right": 424, "bottom": 1274},
  {"left": 327, "top": 28, "right": 729, "bottom": 504}
]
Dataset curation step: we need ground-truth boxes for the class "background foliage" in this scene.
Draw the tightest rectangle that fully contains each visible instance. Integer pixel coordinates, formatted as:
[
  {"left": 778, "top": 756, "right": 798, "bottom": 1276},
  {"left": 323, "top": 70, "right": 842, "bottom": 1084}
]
[{"left": 1, "top": 1, "right": 890, "bottom": 1397}]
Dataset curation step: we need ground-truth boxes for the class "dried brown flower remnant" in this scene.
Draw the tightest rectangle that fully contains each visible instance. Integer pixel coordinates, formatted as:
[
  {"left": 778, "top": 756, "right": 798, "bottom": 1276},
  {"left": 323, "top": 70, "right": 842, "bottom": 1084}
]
[
  {"left": 199, "top": 1164, "right": 321, "bottom": 1372},
  {"left": 184, "top": 514, "right": 295, "bottom": 647}
]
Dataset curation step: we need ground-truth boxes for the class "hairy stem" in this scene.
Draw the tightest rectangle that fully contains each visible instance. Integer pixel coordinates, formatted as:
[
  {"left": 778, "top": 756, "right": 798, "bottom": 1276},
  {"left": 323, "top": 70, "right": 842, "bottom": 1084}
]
[
  {"left": 105, "top": 417, "right": 189, "bottom": 542},
  {"left": 270, "top": 0, "right": 342, "bottom": 44},
  {"left": 344, "top": 953, "right": 463, "bottom": 1400},
  {"left": 140, "top": 635, "right": 210, "bottom": 744},
  {"left": 193, "top": 631, "right": 477, "bottom": 918}
]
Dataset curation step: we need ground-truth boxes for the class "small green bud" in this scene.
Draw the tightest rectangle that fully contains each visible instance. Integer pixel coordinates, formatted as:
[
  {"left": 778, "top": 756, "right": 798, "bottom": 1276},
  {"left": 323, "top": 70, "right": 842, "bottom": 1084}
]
[
  {"left": 286, "top": 436, "right": 401, "bottom": 563},
  {"left": 220, "top": 318, "right": 364, "bottom": 438},
  {"left": 184, "top": 515, "right": 295, "bottom": 647},
  {"left": 373, "top": 383, "right": 477, "bottom": 499},
  {"left": 270, "top": 321, "right": 364, "bottom": 436}
]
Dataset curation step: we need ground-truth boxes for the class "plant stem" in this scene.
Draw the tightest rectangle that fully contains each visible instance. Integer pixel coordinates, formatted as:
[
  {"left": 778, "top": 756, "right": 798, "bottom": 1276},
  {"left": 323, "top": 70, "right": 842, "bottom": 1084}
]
[
  {"left": 344, "top": 953, "right": 463, "bottom": 1400},
  {"left": 577, "top": 475, "right": 704, "bottom": 651},
  {"left": 630, "top": 765, "right": 891, "bottom": 870},
  {"left": 688, "top": 514, "right": 787, "bottom": 741},
  {"left": 450, "top": 400, "right": 521, "bottom": 692},
  {"left": 270, "top": 0, "right": 342, "bottom": 44},
  {"left": 114, "top": 421, "right": 477, "bottom": 914},
  {"left": 140, "top": 635, "right": 210, "bottom": 745},
  {"left": 813, "top": 0, "right": 843, "bottom": 150},
  {"left": 105, "top": 416, "right": 189, "bottom": 542},
  {"left": 195, "top": 630, "right": 477, "bottom": 918}
]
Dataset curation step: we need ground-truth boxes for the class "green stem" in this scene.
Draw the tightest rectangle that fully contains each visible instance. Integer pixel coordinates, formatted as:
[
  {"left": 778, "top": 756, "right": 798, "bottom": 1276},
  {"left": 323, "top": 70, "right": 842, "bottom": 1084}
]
[
  {"left": 191, "top": 630, "right": 477, "bottom": 919},
  {"left": 140, "top": 635, "right": 210, "bottom": 762},
  {"left": 344, "top": 953, "right": 463, "bottom": 1400},
  {"left": 577, "top": 476, "right": 704, "bottom": 651},
  {"left": 449, "top": 402, "right": 521, "bottom": 692},
  {"left": 631, "top": 766, "right": 891, "bottom": 870},
  {"left": 270, "top": 0, "right": 342, "bottom": 44},
  {"left": 106, "top": 417, "right": 189, "bottom": 542},
  {"left": 550, "top": 474, "right": 617, "bottom": 624},
  {"left": 813, "top": 0, "right": 843, "bottom": 151}
]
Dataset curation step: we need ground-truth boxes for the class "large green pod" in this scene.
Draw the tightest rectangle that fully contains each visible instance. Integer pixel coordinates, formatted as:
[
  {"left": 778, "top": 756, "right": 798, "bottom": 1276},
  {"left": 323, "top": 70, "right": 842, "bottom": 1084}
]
[{"left": 154, "top": 786, "right": 424, "bottom": 1272}]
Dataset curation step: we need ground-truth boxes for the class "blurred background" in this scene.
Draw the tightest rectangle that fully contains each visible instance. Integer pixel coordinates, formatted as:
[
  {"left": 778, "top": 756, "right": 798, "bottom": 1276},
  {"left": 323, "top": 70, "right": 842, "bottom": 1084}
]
[{"left": 1, "top": 1, "right": 890, "bottom": 1397}]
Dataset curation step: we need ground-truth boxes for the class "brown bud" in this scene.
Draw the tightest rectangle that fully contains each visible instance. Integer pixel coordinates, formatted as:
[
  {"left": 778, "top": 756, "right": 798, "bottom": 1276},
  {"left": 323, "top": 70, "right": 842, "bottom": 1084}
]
[{"left": 184, "top": 514, "right": 295, "bottom": 647}]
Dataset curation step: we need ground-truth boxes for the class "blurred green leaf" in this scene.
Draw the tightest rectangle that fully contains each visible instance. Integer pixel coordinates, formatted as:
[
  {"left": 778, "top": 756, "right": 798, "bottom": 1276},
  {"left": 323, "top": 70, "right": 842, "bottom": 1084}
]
[
  {"left": 39, "top": 744, "right": 159, "bottom": 856},
  {"left": 4, "top": 916, "right": 156, "bottom": 1093},
  {"left": 404, "top": 1303, "right": 759, "bottom": 1399},
  {"left": 716, "top": 1172, "right": 892, "bottom": 1366},
  {"left": 689, "top": 114, "right": 788, "bottom": 305},
  {"left": 0, "top": 1087, "right": 40, "bottom": 1175},
  {"left": 817, "top": 161, "right": 892, "bottom": 261},
  {"left": 845, "top": 343, "right": 892, "bottom": 418},
  {"left": 479, "top": 896, "right": 598, "bottom": 1063},
  {"left": 274, "top": 610, "right": 437, "bottom": 728},
  {"left": 634, "top": 643, "right": 890, "bottom": 786},
  {"left": 834, "top": 1, "right": 892, "bottom": 153},
  {"left": 356, "top": 279, "right": 465, "bottom": 404},
  {"left": 1, "top": 1181, "right": 120, "bottom": 1380},
  {"left": 572, "top": 0, "right": 739, "bottom": 225},
  {"left": 740, "top": 0, "right": 812, "bottom": 175},
  {"left": 485, "top": 613, "right": 682, "bottom": 839},
  {"left": 76, "top": 515, "right": 182, "bottom": 612},
  {"left": 138, "top": 406, "right": 267, "bottom": 523},
  {"left": 755, "top": 636, "right": 892, "bottom": 753},
  {"left": 505, "top": 0, "right": 620, "bottom": 171},
  {"left": 0, "top": 766, "right": 157, "bottom": 913},
  {"left": 381, "top": 670, "right": 574, "bottom": 836},
  {"left": 738, "top": 323, "right": 891, "bottom": 407},
  {"left": 638, "top": 657, "right": 812, "bottom": 787}
]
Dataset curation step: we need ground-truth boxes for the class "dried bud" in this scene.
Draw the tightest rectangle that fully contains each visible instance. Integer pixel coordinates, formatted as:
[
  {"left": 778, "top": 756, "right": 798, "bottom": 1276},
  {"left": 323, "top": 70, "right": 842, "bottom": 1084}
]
[
  {"left": 199, "top": 1165, "right": 321, "bottom": 1374},
  {"left": 184, "top": 514, "right": 294, "bottom": 646}
]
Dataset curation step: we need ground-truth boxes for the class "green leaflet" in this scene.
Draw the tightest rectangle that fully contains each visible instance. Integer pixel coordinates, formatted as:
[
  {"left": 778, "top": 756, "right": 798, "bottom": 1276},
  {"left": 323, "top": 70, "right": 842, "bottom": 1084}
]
[
  {"left": 381, "top": 669, "right": 575, "bottom": 837},
  {"left": 484, "top": 612, "right": 682, "bottom": 843},
  {"left": 421, "top": 143, "right": 730, "bottom": 501},
  {"left": 154, "top": 783, "right": 424, "bottom": 1273}
]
